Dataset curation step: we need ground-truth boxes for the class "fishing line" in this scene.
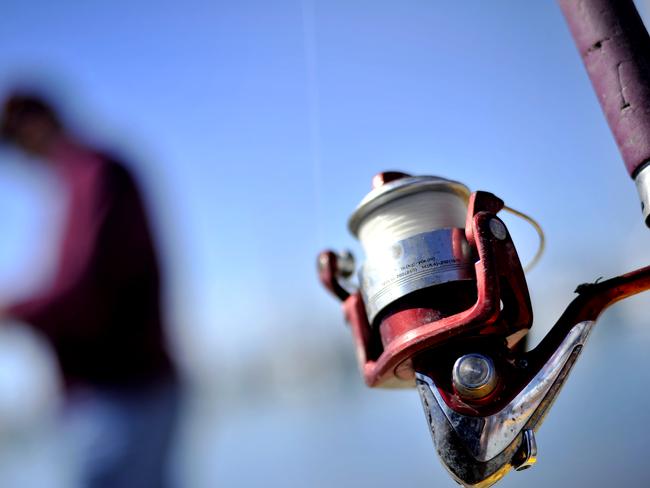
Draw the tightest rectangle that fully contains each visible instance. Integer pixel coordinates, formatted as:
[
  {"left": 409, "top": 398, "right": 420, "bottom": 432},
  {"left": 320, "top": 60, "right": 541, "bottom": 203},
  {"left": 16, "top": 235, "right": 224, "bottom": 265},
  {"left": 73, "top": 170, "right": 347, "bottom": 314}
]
[
  {"left": 300, "top": 0, "right": 325, "bottom": 247},
  {"left": 358, "top": 190, "right": 467, "bottom": 259},
  {"left": 503, "top": 205, "right": 545, "bottom": 273}
]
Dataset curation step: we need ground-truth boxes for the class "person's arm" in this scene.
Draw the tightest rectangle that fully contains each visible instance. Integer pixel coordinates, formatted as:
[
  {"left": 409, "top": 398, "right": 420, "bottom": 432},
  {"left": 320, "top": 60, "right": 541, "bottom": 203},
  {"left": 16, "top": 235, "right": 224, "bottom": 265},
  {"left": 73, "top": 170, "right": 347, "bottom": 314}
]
[{"left": 4, "top": 157, "right": 119, "bottom": 339}]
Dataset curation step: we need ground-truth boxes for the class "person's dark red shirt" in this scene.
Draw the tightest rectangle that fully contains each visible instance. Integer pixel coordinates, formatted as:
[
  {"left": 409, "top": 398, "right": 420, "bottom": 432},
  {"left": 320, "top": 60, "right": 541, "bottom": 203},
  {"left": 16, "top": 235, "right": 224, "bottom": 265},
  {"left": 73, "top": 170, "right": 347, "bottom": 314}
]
[{"left": 6, "top": 140, "right": 175, "bottom": 388}]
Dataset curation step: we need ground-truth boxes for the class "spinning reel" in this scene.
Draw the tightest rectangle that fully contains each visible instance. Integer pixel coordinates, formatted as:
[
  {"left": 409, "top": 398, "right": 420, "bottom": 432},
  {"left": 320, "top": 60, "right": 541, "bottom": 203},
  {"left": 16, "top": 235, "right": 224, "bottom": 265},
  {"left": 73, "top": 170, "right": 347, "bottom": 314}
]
[{"left": 318, "top": 171, "right": 650, "bottom": 487}]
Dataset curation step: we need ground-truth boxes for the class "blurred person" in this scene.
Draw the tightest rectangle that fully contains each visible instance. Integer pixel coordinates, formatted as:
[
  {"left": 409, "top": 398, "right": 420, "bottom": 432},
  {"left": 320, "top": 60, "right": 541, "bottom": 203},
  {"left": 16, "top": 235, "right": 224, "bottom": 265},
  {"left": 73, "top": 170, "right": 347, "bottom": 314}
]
[{"left": 0, "top": 91, "right": 179, "bottom": 488}]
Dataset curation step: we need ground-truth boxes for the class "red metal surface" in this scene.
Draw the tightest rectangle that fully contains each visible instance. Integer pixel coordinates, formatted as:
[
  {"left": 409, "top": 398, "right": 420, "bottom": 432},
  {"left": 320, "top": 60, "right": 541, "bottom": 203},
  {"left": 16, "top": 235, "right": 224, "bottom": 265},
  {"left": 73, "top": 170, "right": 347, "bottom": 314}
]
[{"left": 317, "top": 250, "right": 350, "bottom": 302}]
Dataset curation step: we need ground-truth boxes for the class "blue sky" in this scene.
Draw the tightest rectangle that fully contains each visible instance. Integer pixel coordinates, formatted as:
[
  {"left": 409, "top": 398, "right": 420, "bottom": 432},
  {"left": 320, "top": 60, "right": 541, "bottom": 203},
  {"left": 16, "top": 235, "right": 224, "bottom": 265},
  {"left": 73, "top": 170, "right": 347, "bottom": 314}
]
[{"left": 0, "top": 0, "right": 649, "bottom": 369}]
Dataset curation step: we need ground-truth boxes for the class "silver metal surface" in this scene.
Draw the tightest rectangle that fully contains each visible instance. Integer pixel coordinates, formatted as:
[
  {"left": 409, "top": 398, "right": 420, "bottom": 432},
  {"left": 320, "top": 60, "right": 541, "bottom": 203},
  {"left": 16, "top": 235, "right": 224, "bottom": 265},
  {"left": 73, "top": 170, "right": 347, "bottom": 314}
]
[
  {"left": 513, "top": 429, "right": 537, "bottom": 471},
  {"left": 452, "top": 354, "right": 498, "bottom": 400},
  {"left": 335, "top": 250, "right": 356, "bottom": 278},
  {"left": 635, "top": 163, "right": 650, "bottom": 226},
  {"left": 489, "top": 218, "right": 507, "bottom": 240},
  {"left": 348, "top": 175, "right": 470, "bottom": 236},
  {"left": 416, "top": 320, "right": 594, "bottom": 463},
  {"left": 359, "top": 228, "right": 474, "bottom": 324}
]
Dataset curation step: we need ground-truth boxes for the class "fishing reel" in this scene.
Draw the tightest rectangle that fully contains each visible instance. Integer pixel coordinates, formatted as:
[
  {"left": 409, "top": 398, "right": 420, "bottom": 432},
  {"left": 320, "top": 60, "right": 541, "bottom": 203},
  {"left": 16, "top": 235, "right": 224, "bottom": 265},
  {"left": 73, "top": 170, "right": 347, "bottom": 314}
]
[{"left": 318, "top": 171, "right": 650, "bottom": 488}]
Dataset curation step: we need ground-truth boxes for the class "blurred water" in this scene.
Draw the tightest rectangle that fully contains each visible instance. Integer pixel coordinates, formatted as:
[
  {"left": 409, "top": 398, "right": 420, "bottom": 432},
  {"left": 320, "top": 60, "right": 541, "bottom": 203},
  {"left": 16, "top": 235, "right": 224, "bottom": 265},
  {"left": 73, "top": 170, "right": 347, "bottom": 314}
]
[
  {"left": 2, "top": 310, "right": 645, "bottom": 487},
  {"left": 175, "top": 312, "right": 650, "bottom": 488},
  {"left": 190, "top": 317, "right": 650, "bottom": 488}
]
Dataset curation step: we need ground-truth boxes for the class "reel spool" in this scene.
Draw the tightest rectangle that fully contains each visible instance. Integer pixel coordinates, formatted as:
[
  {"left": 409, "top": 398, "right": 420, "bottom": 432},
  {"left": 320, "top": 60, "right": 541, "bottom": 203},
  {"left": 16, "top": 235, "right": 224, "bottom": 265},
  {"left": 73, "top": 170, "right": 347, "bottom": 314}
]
[{"left": 349, "top": 173, "right": 475, "bottom": 328}]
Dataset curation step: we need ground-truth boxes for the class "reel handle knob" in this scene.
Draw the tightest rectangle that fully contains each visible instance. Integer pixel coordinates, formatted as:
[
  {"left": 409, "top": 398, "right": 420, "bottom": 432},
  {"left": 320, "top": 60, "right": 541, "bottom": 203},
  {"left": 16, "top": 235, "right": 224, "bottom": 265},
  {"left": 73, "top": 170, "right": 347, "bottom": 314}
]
[{"left": 371, "top": 171, "right": 411, "bottom": 189}]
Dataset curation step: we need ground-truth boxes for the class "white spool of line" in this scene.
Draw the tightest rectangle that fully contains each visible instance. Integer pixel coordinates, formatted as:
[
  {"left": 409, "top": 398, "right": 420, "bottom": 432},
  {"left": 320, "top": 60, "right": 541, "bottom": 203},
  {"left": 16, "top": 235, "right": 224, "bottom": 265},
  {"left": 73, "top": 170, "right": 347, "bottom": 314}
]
[{"left": 357, "top": 190, "right": 468, "bottom": 260}]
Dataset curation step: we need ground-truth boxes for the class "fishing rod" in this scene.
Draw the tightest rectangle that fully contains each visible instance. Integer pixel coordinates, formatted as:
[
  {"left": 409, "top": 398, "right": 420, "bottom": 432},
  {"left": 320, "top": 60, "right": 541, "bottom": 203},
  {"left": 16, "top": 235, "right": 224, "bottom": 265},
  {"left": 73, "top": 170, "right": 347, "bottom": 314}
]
[{"left": 317, "top": 1, "right": 650, "bottom": 487}]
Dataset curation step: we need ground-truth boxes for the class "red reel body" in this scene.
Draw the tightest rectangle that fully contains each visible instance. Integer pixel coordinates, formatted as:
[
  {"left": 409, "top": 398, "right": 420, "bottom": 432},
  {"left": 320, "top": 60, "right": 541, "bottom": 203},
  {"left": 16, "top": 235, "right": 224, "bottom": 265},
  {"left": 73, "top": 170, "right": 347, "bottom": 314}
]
[{"left": 318, "top": 172, "right": 650, "bottom": 487}]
